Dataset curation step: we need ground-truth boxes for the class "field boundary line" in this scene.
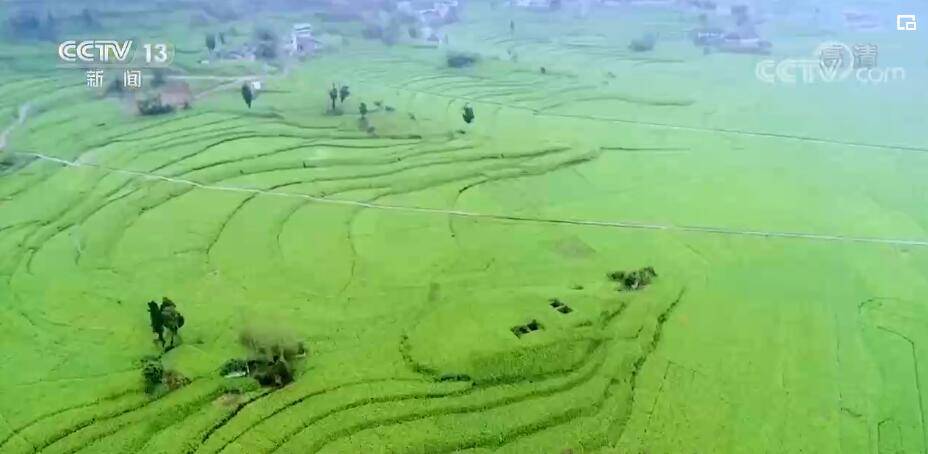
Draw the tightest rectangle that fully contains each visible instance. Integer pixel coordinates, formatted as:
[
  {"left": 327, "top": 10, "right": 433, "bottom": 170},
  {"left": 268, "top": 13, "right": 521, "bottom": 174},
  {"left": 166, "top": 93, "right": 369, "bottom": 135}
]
[{"left": 11, "top": 150, "right": 928, "bottom": 248}]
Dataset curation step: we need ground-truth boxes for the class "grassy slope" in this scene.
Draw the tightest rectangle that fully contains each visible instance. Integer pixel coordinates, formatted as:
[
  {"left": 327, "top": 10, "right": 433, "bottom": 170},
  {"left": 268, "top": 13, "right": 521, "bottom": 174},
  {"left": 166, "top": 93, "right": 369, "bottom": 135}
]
[{"left": 1, "top": 3, "right": 926, "bottom": 453}]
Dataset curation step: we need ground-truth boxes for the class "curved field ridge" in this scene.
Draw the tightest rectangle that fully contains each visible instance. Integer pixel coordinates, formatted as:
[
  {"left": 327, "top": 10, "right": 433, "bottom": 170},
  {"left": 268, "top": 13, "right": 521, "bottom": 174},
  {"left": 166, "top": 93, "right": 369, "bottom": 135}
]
[
  {"left": 1, "top": 4, "right": 927, "bottom": 454},
  {"left": 11, "top": 150, "right": 928, "bottom": 248}
]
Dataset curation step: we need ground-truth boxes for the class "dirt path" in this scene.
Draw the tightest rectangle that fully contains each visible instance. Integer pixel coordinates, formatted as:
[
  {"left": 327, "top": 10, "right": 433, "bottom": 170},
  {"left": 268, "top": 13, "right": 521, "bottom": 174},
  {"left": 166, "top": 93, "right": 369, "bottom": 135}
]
[
  {"left": 11, "top": 147, "right": 928, "bottom": 248},
  {"left": 4, "top": 99, "right": 926, "bottom": 248},
  {"left": 0, "top": 103, "right": 30, "bottom": 151}
]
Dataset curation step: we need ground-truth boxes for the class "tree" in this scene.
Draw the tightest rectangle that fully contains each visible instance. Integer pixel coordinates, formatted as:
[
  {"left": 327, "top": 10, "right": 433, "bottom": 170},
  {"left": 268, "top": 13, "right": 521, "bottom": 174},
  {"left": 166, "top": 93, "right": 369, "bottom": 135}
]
[
  {"left": 146, "top": 301, "right": 164, "bottom": 345},
  {"left": 328, "top": 84, "right": 338, "bottom": 111},
  {"left": 254, "top": 26, "right": 279, "bottom": 60},
  {"left": 462, "top": 104, "right": 475, "bottom": 124},
  {"left": 359, "top": 102, "right": 368, "bottom": 118},
  {"left": 339, "top": 85, "right": 350, "bottom": 104},
  {"left": 206, "top": 33, "right": 216, "bottom": 53},
  {"left": 159, "top": 297, "right": 185, "bottom": 349},
  {"left": 242, "top": 83, "right": 253, "bottom": 108}
]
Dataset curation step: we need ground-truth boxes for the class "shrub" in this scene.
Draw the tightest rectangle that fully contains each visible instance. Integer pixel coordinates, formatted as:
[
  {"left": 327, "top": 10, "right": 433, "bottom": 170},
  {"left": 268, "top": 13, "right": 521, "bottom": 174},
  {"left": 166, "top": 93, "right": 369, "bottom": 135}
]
[
  {"left": 237, "top": 326, "right": 308, "bottom": 388},
  {"left": 221, "top": 377, "right": 260, "bottom": 394},
  {"left": 253, "top": 26, "right": 279, "bottom": 60},
  {"left": 140, "top": 356, "right": 164, "bottom": 393},
  {"left": 447, "top": 51, "right": 479, "bottom": 68},
  {"left": 607, "top": 266, "right": 658, "bottom": 290},
  {"left": 137, "top": 96, "right": 175, "bottom": 116},
  {"left": 219, "top": 358, "right": 249, "bottom": 377},
  {"left": 164, "top": 370, "right": 190, "bottom": 390}
]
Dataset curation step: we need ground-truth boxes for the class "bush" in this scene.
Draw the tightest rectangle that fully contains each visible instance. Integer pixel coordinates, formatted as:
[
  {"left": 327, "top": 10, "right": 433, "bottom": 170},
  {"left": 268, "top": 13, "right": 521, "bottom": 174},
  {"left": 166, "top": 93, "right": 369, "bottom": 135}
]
[
  {"left": 607, "top": 266, "right": 658, "bottom": 290},
  {"left": 140, "top": 356, "right": 164, "bottom": 393},
  {"left": 219, "top": 358, "right": 249, "bottom": 377},
  {"left": 164, "top": 370, "right": 190, "bottom": 390},
  {"left": 253, "top": 26, "right": 279, "bottom": 60},
  {"left": 239, "top": 328, "right": 307, "bottom": 361},
  {"left": 237, "top": 326, "right": 308, "bottom": 388},
  {"left": 137, "top": 96, "right": 175, "bottom": 116},
  {"left": 221, "top": 377, "right": 260, "bottom": 394},
  {"left": 446, "top": 51, "right": 479, "bottom": 68}
]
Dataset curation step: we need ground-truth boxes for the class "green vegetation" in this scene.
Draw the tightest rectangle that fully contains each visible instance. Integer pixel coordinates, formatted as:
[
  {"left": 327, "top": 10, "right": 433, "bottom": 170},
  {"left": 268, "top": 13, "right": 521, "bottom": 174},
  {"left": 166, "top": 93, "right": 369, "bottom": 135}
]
[
  {"left": 141, "top": 356, "right": 165, "bottom": 393},
  {"left": 206, "top": 33, "right": 216, "bottom": 53},
  {"left": 339, "top": 85, "right": 350, "bottom": 104},
  {"left": 0, "top": 3, "right": 926, "bottom": 453},
  {"left": 447, "top": 51, "right": 479, "bottom": 68},
  {"left": 607, "top": 266, "right": 657, "bottom": 291},
  {"left": 462, "top": 103, "right": 474, "bottom": 123},
  {"left": 136, "top": 95, "right": 175, "bottom": 116},
  {"left": 241, "top": 83, "right": 253, "bottom": 108},
  {"left": 328, "top": 84, "right": 338, "bottom": 111},
  {"left": 253, "top": 26, "right": 279, "bottom": 60}
]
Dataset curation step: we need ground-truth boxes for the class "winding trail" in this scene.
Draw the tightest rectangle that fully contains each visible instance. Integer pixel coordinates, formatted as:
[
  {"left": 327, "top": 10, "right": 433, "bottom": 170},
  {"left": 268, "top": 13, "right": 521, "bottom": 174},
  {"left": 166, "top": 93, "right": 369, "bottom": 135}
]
[
  {"left": 11, "top": 150, "right": 928, "bottom": 248},
  {"left": 4, "top": 102, "right": 927, "bottom": 248},
  {"left": 0, "top": 103, "right": 29, "bottom": 151}
]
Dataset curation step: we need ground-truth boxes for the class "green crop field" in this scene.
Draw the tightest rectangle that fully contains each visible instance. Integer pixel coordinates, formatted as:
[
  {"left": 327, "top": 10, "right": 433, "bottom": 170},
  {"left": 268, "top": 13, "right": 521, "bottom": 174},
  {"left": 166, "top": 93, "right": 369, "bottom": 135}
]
[{"left": 0, "top": 3, "right": 926, "bottom": 453}]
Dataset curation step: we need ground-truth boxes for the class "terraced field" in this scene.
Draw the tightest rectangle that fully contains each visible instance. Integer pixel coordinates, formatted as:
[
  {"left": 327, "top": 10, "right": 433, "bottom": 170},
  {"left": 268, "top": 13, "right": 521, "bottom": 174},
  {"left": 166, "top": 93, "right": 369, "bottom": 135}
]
[{"left": 1, "top": 4, "right": 927, "bottom": 453}]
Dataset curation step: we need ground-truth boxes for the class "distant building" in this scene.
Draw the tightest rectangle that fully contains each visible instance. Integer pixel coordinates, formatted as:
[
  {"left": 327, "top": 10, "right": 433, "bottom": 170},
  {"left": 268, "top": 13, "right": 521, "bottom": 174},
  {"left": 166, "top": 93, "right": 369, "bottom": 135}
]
[
  {"left": 290, "top": 23, "right": 320, "bottom": 55},
  {"left": 512, "top": 0, "right": 553, "bottom": 10},
  {"left": 394, "top": 0, "right": 454, "bottom": 44}
]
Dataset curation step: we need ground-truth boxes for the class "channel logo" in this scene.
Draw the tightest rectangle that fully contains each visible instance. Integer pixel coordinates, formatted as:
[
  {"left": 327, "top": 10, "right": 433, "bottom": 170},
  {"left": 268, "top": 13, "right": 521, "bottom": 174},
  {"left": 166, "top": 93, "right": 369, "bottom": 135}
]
[
  {"left": 896, "top": 14, "right": 917, "bottom": 31},
  {"left": 58, "top": 40, "right": 134, "bottom": 63}
]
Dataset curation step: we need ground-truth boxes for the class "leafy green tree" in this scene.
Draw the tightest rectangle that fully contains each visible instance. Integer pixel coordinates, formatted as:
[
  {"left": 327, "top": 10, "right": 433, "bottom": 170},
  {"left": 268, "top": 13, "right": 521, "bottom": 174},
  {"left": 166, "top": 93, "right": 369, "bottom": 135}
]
[
  {"left": 339, "top": 85, "right": 350, "bottom": 104},
  {"left": 241, "top": 83, "right": 253, "bottom": 108},
  {"left": 462, "top": 104, "right": 475, "bottom": 124},
  {"left": 328, "top": 84, "right": 338, "bottom": 111}
]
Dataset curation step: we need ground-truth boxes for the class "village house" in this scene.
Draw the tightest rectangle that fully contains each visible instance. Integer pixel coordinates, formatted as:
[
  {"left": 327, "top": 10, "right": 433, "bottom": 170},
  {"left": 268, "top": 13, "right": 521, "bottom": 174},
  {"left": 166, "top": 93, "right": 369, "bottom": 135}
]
[
  {"left": 512, "top": 0, "right": 553, "bottom": 10},
  {"left": 289, "top": 23, "right": 321, "bottom": 56}
]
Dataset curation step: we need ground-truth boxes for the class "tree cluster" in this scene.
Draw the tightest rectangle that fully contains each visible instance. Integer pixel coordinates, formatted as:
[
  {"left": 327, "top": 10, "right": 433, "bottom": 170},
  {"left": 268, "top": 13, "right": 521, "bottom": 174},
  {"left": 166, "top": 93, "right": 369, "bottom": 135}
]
[
  {"left": 607, "top": 266, "right": 657, "bottom": 291},
  {"left": 253, "top": 26, "right": 279, "bottom": 60},
  {"left": 145, "top": 297, "right": 186, "bottom": 349},
  {"left": 219, "top": 328, "right": 309, "bottom": 388}
]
